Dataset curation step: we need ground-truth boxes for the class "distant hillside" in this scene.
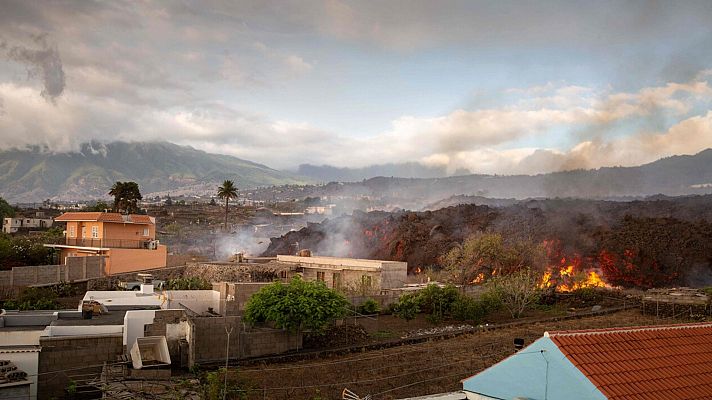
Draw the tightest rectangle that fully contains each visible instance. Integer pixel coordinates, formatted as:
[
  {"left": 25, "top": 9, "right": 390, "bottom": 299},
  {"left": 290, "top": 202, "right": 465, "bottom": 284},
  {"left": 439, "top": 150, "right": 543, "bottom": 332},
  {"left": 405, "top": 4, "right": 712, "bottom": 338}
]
[
  {"left": 298, "top": 149, "right": 712, "bottom": 206},
  {"left": 0, "top": 141, "right": 310, "bottom": 202},
  {"left": 297, "top": 162, "right": 471, "bottom": 182}
]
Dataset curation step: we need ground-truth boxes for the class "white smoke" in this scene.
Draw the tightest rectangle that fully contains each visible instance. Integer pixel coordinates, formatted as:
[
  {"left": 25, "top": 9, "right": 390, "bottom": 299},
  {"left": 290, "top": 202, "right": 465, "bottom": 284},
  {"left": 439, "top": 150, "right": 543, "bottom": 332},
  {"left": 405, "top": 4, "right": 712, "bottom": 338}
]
[{"left": 214, "top": 229, "right": 270, "bottom": 259}]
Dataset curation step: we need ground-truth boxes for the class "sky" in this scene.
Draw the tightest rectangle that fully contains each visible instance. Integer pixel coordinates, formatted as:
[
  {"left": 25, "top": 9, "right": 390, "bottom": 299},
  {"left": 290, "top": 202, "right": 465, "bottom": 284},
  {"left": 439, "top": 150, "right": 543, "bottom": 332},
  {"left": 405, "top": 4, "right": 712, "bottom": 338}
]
[{"left": 1, "top": 0, "right": 712, "bottom": 175}]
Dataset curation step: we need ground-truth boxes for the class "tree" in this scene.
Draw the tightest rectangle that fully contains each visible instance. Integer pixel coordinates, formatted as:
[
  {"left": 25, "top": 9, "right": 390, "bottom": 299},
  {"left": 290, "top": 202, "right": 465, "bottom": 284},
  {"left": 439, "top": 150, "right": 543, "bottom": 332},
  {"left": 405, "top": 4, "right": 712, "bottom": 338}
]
[
  {"left": 0, "top": 196, "right": 15, "bottom": 221},
  {"left": 487, "top": 268, "right": 541, "bottom": 318},
  {"left": 442, "top": 233, "right": 546, "bottom": 285},
  {"left": 216, "top": 180, "right": 238, "bottom": 231},
  {"left": 109, "top": 181, "right": 142, "bottom": 214},
  {"left": 243, "top": 276, "right": 349, "bottom": 333},
  {"left": 84, "top": 201, "right": 111, "bottom": 212}
]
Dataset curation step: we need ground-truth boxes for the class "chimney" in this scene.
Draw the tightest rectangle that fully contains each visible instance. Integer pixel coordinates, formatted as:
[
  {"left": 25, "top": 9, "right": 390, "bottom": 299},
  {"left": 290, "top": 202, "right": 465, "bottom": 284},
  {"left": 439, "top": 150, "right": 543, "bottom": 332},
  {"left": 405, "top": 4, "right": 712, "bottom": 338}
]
[{"left": 138, "top": 273, "right": 154, "bottom": 294}]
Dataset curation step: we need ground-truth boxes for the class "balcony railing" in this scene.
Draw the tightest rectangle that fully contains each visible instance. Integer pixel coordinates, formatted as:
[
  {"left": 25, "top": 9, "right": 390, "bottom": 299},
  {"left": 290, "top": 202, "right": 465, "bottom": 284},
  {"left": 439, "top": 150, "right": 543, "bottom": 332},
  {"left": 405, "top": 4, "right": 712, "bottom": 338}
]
[{"left": 47, "top": 238, "right": 156, "bottom": 249}]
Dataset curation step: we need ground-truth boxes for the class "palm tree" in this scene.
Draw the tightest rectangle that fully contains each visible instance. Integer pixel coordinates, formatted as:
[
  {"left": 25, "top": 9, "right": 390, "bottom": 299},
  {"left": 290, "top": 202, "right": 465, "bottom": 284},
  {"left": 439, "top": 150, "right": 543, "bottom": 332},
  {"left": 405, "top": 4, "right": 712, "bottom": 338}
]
[
  {"left": 216, "top": 180, "right": 238, "bottom": 231},
  {"left": 109, "top": 181, "right": 142, "bottom": 214}
]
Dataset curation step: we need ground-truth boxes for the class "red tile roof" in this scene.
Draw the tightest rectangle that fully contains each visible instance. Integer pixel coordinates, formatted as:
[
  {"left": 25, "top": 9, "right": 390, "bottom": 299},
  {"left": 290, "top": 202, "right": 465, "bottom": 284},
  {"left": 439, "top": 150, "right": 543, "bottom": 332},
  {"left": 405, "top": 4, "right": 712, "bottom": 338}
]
[
  {"left": 548, "top": 323, "right": 712, "bottom": 399},
  {"left": 55, "top": 212, "right": 154, "bottom": 224}
]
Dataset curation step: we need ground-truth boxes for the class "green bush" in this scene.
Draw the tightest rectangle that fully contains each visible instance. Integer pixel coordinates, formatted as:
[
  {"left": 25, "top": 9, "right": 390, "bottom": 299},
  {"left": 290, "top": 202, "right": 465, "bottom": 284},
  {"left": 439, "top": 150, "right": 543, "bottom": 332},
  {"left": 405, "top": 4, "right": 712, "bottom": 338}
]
[
  {"left": 451, "top": 295, "right": 486, "bottom": 322},
  {"left": 357, "top": 298, "right": 380, "bottom": 315},
  {"left": 391, "top": 293, "right": 420, "bottom": 322},
  {"left": 3, "top": 287, "right": 60, "bottom": 310},
  {"left": 244, "top": 276, "right": 350, "bottom": 332},
  {"left": 417, "top": 284, "right": 460, "bottom": 322},
  {"left": 166, "top": 277, "right": 212, "bottom": 290}
]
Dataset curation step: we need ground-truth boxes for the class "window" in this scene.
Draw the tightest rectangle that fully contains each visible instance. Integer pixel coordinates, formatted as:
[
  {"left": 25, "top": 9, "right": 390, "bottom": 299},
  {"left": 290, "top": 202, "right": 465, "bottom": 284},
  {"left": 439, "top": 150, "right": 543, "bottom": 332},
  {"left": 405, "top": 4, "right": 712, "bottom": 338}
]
[
  {"left": 69, "top": 226, "right": 75, "bottom": 237},
  {"left": 81, "top": 226, "right": 86, "bottom": 238},
  {"left": 317, "top": 271, "right": 325, "bottom": 282},
  {"left": 332, "top": 273, "right": 341, "bottom": 289},
  {"left": 143, "top": 228, "right": 149, "bottom": 236},
  {"left": 361, "top": 275, "right": 372, "bottom": 287},
  {"left": 91, "top": 226, "right": 99, "bottom": 238},
  {"left": 280, "top": 270, "right": 288, "bottom": 279}
]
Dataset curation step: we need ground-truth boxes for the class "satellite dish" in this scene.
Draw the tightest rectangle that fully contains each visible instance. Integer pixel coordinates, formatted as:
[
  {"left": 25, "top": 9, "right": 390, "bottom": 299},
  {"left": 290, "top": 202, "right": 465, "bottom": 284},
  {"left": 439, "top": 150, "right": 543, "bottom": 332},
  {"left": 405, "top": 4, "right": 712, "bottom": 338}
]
[{"left": 342, "top": 388, "right": 372, "bottom": 400}]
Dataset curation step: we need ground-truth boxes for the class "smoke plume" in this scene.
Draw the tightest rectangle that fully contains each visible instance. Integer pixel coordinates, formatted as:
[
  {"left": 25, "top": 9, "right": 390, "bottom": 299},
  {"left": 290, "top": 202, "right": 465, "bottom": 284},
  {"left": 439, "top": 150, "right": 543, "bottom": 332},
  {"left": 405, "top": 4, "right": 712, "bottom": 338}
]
[{"left": 7, "top": 33, "right": 65, "bottom": 102}]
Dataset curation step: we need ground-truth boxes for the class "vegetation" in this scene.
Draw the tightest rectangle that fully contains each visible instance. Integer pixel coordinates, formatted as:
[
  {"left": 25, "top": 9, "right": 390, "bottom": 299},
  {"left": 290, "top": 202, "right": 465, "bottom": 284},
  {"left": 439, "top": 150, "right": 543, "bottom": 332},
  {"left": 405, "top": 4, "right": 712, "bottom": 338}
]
[
  {"left": 217, "top": 180, "right": 238, "bottom": 230},
  {"left": 442, "top": 233, "right": 546, "bottom": 285},
  {"left": 200, "top": 368, "right": 251, "bottom": 400},
  {"left": 244, "top": 276, "right": 350, "bottom": 333},
  {"left": 390, "top": 284, "right": 503, "bottom": 324},
  {"left": 0, "top": 228, "right": 63, "bottom": 268},
  {"left": 2, "top": 287, "right": 62, "bottom": 310},
  {"left": 391, "top": 293, "right": 420, "bottom": 322},
  {"left": 166, "top": 277, "right": 213, "bottom": 290},
  {"left": 357, "top": 298, "right": 380, "bottom": 315},
  {"left": 109, "top": 181, "right": 142, "bottom": 214},
  {"left": 83, "top": 200, "right": 111, "bottom": 212},
  {"left": 0, "top": 196, "right": 15, "bottom": 221},
  {"left": 487, "top": 268, "right": 542, "bottom": 318}
]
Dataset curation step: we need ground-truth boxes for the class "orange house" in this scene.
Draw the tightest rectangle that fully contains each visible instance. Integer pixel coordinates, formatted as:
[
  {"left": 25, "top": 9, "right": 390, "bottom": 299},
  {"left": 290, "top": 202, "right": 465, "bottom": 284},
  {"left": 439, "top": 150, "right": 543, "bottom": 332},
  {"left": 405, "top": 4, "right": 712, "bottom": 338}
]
[{"left": 45, "top": 212, "right": 167, "bottom": 275}]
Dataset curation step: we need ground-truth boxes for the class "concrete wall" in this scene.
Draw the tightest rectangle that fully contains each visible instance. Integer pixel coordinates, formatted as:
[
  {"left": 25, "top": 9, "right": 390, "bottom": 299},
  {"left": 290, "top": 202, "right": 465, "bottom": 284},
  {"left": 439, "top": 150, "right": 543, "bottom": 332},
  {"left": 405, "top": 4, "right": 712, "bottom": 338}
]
[
  {"left": 38, "top": 334, "right": 123, "bottom": 399},
  {"left": 214, "top": 282, "right": 271, "bottom": 312},
  {"left": 188, "top": 316, "right": 242, "bottom": 366},
  {"left": 0, "top": 256, "right": 105, "bottom": 289},
  {"left": 143, "top": 310, "right": 187, "bottom": 366},
  {"left": 187, "top": 316, "right": 301, "bottom": 366},
  {"left": 105, "top": 245, "right": 167, "bottom": 275},
  {"left": 240, "top": 328, "right": 302, "bottom": 359}
]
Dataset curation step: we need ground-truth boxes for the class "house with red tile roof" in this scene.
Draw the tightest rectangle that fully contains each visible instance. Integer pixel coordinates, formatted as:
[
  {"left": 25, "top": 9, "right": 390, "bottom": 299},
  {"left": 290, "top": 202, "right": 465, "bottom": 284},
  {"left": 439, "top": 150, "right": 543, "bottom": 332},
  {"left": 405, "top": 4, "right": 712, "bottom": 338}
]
[
  {"left": 44, "top": 212, "right": 167, "bottom": 275},
  {"left": 462, "top": 323, "right": 712, "bottom": 400}
]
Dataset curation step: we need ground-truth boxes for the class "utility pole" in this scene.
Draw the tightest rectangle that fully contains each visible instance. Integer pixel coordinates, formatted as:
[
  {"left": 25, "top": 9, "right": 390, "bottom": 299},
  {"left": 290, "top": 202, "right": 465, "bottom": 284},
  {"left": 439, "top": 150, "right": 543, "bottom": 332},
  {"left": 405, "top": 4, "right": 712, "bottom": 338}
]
[{"left": 224, "top": 323, "right": 233, "bottom": 400}]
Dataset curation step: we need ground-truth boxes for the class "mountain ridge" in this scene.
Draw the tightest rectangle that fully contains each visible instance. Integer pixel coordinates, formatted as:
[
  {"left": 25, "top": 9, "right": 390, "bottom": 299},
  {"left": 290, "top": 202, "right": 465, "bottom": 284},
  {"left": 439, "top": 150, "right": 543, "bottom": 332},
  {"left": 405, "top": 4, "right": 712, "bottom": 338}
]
[{"left": 0, "top": 141, "right": 310, "bottom": 202}]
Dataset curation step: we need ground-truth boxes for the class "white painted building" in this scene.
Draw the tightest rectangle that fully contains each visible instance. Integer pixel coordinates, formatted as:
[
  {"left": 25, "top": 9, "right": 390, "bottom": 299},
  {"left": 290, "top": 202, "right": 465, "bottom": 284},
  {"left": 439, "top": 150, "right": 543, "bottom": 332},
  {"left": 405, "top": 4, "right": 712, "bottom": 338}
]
[{"left": 2, "top": 217, "right": 54, "bottom": 233}]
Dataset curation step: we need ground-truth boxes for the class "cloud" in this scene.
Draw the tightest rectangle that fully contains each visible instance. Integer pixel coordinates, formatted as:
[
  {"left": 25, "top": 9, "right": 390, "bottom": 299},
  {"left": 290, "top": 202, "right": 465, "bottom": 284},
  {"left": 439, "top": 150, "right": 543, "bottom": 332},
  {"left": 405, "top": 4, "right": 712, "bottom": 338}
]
[{"left": 6, "top": 33, "right": 65, "bottom": 102}]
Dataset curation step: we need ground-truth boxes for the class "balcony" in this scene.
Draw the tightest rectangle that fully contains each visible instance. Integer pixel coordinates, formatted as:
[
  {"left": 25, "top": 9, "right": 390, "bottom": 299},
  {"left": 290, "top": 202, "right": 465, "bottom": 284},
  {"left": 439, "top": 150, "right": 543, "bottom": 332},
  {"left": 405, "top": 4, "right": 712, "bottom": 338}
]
[{"left": 46, "top": 237, "right": 156, "bottom": 249}]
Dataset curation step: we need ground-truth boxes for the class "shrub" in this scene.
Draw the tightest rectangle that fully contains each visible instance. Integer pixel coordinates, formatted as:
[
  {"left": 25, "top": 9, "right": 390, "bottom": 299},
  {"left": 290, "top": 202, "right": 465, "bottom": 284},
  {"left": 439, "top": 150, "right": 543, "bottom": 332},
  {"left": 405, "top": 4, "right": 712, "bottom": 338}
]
[
  {"left": 166, "top": 277, "right": 212, "bottom": 290},
  {"left": 391, "top": 293, "right": 420, "bottom": 322},
  {"left": 417, "top": 284, "right": 460, "bottom": 322},
  {"left": 451, "top": 295, "right": 486, "bottom": 322},
  {"left": 3, "top": 287, "right": 60, "bottom": 310},
  {"left": 244, "top": 276, "right": 350, "bottom": 332},
  {"left": 357, "top": 298, "right": 380, "bottom": 315}
]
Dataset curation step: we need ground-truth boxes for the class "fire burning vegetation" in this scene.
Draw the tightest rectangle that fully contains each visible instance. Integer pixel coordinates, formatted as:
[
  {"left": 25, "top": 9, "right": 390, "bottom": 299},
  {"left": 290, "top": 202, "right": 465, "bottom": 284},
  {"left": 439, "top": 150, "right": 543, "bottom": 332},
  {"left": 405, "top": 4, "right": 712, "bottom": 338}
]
[{"left": 265, "top": 196, "right": 712, "bottom": 289}]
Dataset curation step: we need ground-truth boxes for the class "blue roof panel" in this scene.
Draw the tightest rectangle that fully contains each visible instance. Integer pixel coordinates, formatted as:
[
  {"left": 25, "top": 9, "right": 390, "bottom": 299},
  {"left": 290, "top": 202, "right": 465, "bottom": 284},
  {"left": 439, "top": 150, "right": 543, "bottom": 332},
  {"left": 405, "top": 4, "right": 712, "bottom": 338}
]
[{"left": 461, "top": 336, "right": 606, "bottom": 400}]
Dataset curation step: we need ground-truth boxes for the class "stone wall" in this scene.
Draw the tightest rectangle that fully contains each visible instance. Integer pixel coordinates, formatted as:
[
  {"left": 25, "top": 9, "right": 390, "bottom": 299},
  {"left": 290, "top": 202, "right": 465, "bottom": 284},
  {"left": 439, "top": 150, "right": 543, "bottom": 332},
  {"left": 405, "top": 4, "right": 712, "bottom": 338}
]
[{"left": 38, "top": 334, "right": 123, "bottom": 399}]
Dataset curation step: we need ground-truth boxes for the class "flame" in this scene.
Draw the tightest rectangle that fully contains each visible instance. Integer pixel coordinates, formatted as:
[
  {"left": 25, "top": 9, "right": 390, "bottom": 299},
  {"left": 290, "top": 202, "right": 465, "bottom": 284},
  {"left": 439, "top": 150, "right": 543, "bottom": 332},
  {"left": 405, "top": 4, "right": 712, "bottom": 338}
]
[
  {"left": 539, "top": 270, "right": 553, "bottom": 288},
  {"left": 470, "top": 273, "right": 486, "bottom": 284},
  {"left": 414, "top": 267, "right": 422, "bottom": 274}
]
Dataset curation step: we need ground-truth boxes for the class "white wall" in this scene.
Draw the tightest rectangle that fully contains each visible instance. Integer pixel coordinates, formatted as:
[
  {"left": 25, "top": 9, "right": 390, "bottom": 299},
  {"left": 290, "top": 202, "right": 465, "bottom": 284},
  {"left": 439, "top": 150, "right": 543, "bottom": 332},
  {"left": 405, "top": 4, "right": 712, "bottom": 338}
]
[
  {"left": 123, "top": 310, "right": 156, "bottom": 349},
  {"left": 46, "top": 325, "right": 123, "bottom": 337},
  {"left": 0, "top": 349, "right": 40, "bottom": 399},
  {"left": 165, "top": 290, "right": 221, "bottom": 314}
]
